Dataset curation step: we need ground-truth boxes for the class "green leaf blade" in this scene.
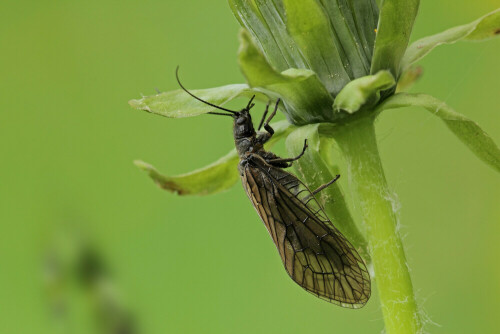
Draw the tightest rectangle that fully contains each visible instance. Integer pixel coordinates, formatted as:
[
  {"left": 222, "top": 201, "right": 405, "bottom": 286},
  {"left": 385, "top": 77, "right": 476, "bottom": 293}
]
[
  {"left": 318, "top": 0, "right": 379, "bottom": 73},
  {"left": 231, "top": 0, "right": 380, "bottom": 97},
  {"left": 136, "top": 120, "right": 294, "bottom": 195},
  {"left": 238, "top": 29, "right": 335, "bottom": 125},
  {"left": 333, "top": 70, "right": 396, "bottom": 114},
  {"left": 251, "top": 0, "right": 307, "bottom": 69},
  {"left": 129, "top": 84, "right": 256, "bottom": 118},
  {"left": 229, "top": 0, "right": 304, "bottom": 71},
  {"left": 347, "top": 0, "right": 380, "bottom": 62},
  {"left": 371, "top": 0, "right": 420, "bottom": 77},
  {"left": 282, "top": 0, "right": 352, "bottom": 95},
  {"left": 401, "top": 9, "right": 500, "bottom": 71},
  {"left": 466, "top": 9, "right": 500, "bottom": 40},
  {"left": 134, "top": 154, "right": 240, "bottom": 196},
  {"left": 377, "top": 93, "right": 500, "bottom": 173}
]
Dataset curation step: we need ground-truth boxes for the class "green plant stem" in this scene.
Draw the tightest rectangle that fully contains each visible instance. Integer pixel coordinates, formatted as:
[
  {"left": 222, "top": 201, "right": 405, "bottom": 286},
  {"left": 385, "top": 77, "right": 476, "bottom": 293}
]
[
  {"left": 331, "top": 117, "right": 422, "bottom": 334},
  {"left": 287, "top": 126, "right": 371, "bottom": 263}
]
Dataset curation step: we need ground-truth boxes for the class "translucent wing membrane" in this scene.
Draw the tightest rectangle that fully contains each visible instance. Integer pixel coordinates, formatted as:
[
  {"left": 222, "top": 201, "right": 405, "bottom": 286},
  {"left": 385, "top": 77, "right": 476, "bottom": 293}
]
[{"left": 241, "top": 154, "right": 371, "bottom": 308}]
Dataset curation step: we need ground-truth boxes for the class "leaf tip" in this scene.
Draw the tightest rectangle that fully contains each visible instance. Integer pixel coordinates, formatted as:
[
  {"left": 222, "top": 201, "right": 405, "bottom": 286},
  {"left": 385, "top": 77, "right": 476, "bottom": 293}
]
[
  {"left": 128, "top": 99, "right": 151, "bottom": 113},
  {"left": 133, "top": 160, "right": 153, "bottom": 171},
  {"left": 133, "top": 160, "right": 183, "bottom": 193}
]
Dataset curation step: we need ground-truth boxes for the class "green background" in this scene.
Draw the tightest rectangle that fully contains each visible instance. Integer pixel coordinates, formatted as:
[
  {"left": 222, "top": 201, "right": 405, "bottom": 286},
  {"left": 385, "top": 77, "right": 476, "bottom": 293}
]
[{"left": 1, "top": 0, "right": 499, "bottom": 333}]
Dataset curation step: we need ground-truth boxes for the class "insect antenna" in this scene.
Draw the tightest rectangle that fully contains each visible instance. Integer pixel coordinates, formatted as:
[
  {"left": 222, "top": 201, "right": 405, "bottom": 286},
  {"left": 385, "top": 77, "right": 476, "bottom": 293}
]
[
  {"left": 205, "top": 112, "right": 234, "bottom": 117},
  {"left": 175, "top": 66, "right": 238, "bottom": 116}
]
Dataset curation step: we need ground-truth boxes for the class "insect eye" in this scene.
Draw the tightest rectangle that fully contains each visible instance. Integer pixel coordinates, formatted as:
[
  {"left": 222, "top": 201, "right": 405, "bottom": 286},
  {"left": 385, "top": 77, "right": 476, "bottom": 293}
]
[{"left": 236, "top": 117, "right": 246, "bottom": 125}]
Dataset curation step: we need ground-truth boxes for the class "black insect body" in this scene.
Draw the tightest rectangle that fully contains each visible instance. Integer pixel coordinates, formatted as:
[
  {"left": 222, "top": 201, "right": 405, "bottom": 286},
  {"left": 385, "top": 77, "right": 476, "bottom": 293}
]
[{"left": 176, "top": 70, "right": 371, "bottom": 308}]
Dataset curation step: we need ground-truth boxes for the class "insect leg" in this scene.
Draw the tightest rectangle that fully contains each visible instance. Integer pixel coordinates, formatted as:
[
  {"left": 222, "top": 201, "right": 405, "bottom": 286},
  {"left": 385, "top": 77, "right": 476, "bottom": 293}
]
[
  {"left": 246, "top": 95, "right": 256, "bottom": 110},
  {"left": 268, "top": 139, "right": 308, "bottom": 166},
  {"left": 311, "top": 175, "right": 340, "bottom": 195},
  {"left": 301, "top": 175, "right": 341, "bottom": 205},
  {"left": 262, "top": 99, "right": 280, "bottom": 134},
  {"left": 257, "top": 101, "right": 270, "bottom": 131},
  {"left": 257, "top": 132, "right": 272, "bottom": 145},
  {"left": 257, "top": 99, "right": 280, "bottom": 145}
]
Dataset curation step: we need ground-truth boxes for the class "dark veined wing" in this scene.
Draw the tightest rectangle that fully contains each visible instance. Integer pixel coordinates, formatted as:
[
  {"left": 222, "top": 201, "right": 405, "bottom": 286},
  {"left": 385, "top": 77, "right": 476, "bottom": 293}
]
[{"left": 240, "top": 154, "right": 371, "bottom": 308}]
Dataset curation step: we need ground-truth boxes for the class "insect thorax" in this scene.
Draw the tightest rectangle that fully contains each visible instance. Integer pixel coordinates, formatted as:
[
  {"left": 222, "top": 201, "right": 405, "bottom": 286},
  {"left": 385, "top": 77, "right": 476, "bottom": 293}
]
[{"left": 235, "top": 137, "right": 256, "bottom": 157}]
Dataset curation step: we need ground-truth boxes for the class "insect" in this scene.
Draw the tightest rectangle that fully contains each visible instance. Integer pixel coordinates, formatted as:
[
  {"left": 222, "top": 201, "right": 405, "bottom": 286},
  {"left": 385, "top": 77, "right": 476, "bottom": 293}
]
[{"left": 176, "top": 68, "right": 371, "bottom": 308}]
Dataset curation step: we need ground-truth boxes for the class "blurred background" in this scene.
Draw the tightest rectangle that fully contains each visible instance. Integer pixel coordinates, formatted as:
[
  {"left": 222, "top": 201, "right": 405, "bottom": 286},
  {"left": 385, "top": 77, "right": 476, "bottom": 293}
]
[{"left": 1, "top": 0, "right": 499, "bottom": 333}]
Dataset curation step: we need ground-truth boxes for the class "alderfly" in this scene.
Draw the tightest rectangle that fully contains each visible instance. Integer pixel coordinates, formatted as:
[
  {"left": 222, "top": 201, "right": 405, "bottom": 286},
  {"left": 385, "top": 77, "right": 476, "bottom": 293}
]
[{"left": 176, "top": 68, "right": 371, "bottom": 308}]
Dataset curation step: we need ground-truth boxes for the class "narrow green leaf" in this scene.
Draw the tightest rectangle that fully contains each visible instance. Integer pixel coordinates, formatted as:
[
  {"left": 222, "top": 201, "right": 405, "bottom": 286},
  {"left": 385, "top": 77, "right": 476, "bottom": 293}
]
[
  {"left": 238, "top": 29, "right": 335, "bottom": 125},
  {"left": 129, "top": 84, "right": 258, "bottom": 118},
  {"left": 401, "top": 9, "right": 500, "bottom": 71},
  {"left": 136, "top": 120, "right": 294, "bottom": 195},
  {"left": 377, "top": 93, "right": 500, "bottom": 172},
  {"left": 371, "top": 0, "right": 420, "bottom": 77},
  {"left": 465, "top": 9, "right": 500, "bottom": 40},
  {"left": 229, "top": 0, "right": 381, "bottom": 99},
  {"left": 285, "top": 125, "right": 370, "bottom": 262},
  {"left": 228, "top": 0, "right": 305, "bottom": 71},
  {"left": 282, "top": 0, "right": 351, "bottom": 95},
  {"left": 318, "top": 0, "right": 379, "bottom": 77},
  {"left": 230, "top": 0, "right": 379, "bottom": 89},
  {"left": 134, "top": 154, "right": 240, "bottom": 196},
  {"left": 333, "top": 70, "right": 395, "bottom": 114}
]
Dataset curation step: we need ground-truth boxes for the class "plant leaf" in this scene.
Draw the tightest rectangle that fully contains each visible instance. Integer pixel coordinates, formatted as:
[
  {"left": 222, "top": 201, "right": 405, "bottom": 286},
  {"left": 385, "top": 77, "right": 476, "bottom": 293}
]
[
  {"left": 318, "top": 0, "right": 379, "bottom": 78},
  {"left": 333, "top": 70, "right": 395, "bottom": 114},
  {"left": 371, "top": 0, "right": 420, "bottom": 77},
  {"left": 228, "top": 0, "right": 305, "bottom": 71},
  {"left": 282, "top": 0, "right": 352, "bottom": 94},
  {"left": 136, "top": 120, "right": 294, "bottom": 195},
  {"left": 134, "top": 154, "right": 240, "bottom": 196},
  {"left": 129, "top": 84, "right": 259, "bottom": 118},
  {"left": 465, "top": 9, "right": 500, "bottom": 41},
  {"left": 230, "top": 0, "right": 379, "bottom": 96},
  {"left": 238, "top": 29, "right": 335, "bottom": 125},
  {"left": 285, "top": 124, "right": 370, "bottom": 261},
  {"left": 377, "top": 93, "right": 500, "bottom": 172},
  {"left": 401, "top": 9, "right": 500, "bottom": 71}
]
